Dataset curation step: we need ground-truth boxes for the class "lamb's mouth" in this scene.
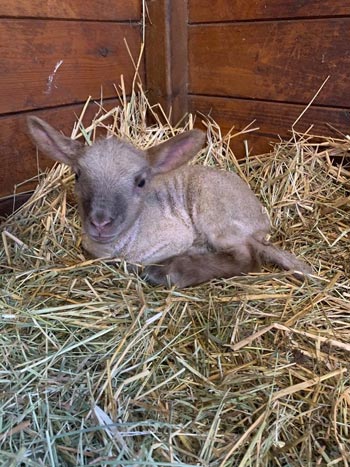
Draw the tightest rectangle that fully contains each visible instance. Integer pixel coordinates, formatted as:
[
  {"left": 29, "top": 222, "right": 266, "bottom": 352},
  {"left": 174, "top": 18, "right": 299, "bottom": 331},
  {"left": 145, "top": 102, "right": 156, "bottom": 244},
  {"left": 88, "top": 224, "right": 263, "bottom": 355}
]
[{"left": 88, "top": 233, "right": 117, "bottom": 244}]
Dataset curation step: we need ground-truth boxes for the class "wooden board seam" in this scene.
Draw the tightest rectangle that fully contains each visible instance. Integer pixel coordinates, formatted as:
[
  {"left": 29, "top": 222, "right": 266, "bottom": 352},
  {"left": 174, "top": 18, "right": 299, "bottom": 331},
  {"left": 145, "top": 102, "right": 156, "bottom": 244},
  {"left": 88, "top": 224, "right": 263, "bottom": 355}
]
[
  {"left": 188, "top": 14, "right": 350, "bottom": 25},
  {"left": 188, "top": 93, "right": 350, "bottom": 113},
  {"left": 0, "top": 96, "right": 129, "bottom": 120},
  {"left": 0, "top": 16, "right": 141, "bottom": 24}
]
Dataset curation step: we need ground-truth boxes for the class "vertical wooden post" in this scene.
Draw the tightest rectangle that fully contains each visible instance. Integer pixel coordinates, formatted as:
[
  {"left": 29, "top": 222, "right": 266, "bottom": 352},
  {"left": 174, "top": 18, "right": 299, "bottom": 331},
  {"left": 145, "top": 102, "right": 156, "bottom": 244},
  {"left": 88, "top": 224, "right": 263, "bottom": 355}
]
[{"left": 145, "top": 0, "right": 188, "bottom": 124}]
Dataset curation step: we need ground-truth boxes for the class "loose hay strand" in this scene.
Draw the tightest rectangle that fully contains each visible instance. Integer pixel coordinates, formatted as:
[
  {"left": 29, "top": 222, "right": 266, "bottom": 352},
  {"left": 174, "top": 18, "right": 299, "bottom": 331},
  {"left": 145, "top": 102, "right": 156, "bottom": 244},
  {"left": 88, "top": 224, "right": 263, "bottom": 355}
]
[{"left": 1, "top": 73, "right": 350, "bottom": 466}]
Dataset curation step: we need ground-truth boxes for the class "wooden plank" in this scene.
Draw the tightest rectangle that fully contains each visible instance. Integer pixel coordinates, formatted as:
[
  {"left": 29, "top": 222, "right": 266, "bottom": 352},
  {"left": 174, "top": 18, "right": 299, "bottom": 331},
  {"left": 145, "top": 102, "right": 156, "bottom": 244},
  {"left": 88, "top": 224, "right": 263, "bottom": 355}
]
[
  {"left": 0, "top": 20, "right": 143, "bottom": 114},
  {"left": 189, "top": 0, "right": 350, "bottom": 23},
  {"left": 189, "top": 19, "right": 350, "bottom": 108},
  {"left": 189, "top": 95, "right": 350, "bottom": 156},
  {"left": 145, "top": 0, "right": 188, "bottom": 124},
  {"left": 0, "top": 100, "right": 119, "bottom": 199},
  {"left": 0, "top": 0, "right": 141, "bottom": 21}
]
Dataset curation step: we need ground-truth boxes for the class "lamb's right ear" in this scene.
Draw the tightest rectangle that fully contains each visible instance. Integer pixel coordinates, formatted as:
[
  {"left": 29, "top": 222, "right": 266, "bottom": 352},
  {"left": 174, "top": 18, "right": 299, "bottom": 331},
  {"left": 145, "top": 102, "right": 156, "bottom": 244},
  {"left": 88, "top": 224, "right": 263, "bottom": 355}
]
[{"left": 27, "top": 116, "right": 82, "bottom": 166}]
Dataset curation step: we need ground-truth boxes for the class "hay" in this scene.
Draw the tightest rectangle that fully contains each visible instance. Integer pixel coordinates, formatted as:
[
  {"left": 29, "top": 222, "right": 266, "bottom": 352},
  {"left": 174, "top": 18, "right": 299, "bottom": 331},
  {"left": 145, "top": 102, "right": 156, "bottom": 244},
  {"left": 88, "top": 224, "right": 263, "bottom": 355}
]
[{"left": 1, "top": 79, "right": 350, "bottom": 467}]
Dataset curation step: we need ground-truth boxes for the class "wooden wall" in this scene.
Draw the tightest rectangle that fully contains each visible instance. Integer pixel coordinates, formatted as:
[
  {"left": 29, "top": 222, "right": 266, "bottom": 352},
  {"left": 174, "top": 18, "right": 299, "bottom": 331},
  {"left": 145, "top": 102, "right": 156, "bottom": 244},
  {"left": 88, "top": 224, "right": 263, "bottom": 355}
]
[
  {"left": 0, "top": 0, "right": 143, "bottom": 205},
  {"left": 2, "top": 0, "right": 350, "bottom": 212},
  {"left": 187, "top": 0, "right": 350, "bottom": 155}
]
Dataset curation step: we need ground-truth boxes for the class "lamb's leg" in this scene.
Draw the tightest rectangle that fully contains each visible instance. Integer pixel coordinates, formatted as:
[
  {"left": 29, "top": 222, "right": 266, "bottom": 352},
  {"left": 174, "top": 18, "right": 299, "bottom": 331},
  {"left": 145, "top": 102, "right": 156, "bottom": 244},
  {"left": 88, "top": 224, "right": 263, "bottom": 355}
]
[
  {"left": 144, "top": 247, "right": 260, "bottom": 288},
  {"left": 250, "top": 237, "right": 312, "bottom": 276}
]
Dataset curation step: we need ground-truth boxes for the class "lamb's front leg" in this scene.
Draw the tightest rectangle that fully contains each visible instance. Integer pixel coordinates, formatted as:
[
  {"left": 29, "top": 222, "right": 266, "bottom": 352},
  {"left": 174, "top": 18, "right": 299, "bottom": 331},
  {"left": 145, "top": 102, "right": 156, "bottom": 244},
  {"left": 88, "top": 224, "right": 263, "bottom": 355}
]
[{"left": 144, "top": 247, "right": 260, "bottom": 288}]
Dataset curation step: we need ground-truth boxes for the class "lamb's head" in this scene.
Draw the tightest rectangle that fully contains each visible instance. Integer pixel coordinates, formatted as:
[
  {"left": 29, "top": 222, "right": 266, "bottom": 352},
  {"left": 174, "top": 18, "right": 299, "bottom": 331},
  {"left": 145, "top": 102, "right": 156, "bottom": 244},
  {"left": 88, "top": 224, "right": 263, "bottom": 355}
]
[
  {"left": 27, "top": 117, "right": 205, "bottom": 244},
  {"left": 71, "top": 137, "right": 151, "bottom": 243}
]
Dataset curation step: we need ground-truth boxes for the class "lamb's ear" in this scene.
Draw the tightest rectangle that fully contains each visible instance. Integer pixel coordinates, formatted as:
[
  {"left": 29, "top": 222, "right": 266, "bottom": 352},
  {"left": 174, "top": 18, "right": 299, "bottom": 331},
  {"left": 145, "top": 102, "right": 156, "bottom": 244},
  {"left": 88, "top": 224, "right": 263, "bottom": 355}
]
[
  {"left": 147, "top": 129, "right": 205, "bottom": 174},
  {"left": 27, "top": 116, "right": 82, "bottom": 166}
]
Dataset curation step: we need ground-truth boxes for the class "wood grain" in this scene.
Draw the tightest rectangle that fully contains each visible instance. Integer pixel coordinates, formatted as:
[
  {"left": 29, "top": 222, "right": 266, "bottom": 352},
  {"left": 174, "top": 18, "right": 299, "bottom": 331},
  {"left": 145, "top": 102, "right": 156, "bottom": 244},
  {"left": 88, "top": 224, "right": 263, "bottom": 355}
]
[
  {"left": 189, "top": 0, "right": 350, "bottom": 23},
  {"left": 0, "top": 20, "right": 143, "bottom": 114},
  {"left": 189, "top": 95, "right": 350, "bottom": 156},
  {"left": 0, "top": 0, "right": 141, "bottom": 21},
  {"left": 0, "top": 100, "right": 120, "bottom": 199},
  {"left": 189, "top": 19, "right": 350, "bottom": 108},
  {"left": 145, "top": 0, "right": 188, "bottom": 124}
]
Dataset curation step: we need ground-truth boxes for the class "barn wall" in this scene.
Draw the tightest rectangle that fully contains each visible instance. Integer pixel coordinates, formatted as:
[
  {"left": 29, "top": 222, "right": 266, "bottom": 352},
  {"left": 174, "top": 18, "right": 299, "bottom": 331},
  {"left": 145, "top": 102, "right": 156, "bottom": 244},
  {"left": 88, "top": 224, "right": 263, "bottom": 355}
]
[
  {"left": 187, "top": 0, "right": 350, "bottom": 155},
  {"left": 2, "top": 0, "right": 350, "bottom": 213},
  {"left": 0, "top": 0, "right": 143, "bottom": 206}
]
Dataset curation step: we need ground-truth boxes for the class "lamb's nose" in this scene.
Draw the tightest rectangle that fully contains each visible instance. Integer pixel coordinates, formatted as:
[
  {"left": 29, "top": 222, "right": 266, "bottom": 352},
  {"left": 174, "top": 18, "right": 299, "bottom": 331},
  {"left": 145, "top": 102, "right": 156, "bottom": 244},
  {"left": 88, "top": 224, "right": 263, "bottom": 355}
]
[{"left": 90, "top": 213, "right": 112, "bottom": 233}]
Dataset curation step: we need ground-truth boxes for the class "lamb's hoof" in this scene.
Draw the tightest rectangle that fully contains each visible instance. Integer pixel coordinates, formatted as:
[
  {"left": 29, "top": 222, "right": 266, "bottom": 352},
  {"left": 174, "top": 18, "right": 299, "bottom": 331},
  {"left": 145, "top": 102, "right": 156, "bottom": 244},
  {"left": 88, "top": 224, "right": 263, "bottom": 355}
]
[
  {"left": 142, "top": 264, "right": 170, "bottom": 286},
  {"left": 291, "top": 262, "right": 313, "bottom": 280}
]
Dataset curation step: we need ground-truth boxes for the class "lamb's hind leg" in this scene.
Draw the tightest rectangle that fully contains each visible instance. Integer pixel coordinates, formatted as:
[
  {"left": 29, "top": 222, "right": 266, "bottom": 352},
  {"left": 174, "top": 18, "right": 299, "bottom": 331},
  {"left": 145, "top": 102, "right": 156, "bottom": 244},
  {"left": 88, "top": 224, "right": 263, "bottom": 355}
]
[
  {"left": 250, "top": 237, "right": 313, "bottom": 276},
  {"left": 144, "top": 247, "right": 260, "bottom": 288}
]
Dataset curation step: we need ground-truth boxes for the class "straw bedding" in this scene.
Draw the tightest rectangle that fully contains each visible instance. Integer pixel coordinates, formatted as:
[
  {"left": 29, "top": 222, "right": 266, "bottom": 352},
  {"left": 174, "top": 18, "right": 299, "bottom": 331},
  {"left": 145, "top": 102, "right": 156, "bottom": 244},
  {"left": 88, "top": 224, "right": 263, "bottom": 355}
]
[{"left": 1, "top": 84, "right": 350, "bottom": 466}]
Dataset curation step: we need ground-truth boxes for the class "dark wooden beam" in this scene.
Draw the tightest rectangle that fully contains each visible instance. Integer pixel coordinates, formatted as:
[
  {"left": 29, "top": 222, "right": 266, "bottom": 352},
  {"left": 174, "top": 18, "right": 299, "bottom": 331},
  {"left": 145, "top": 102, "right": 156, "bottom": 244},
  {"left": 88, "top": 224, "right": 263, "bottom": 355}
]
[{"left": 145, "top": 0, "right": 188, "bottom": 124}]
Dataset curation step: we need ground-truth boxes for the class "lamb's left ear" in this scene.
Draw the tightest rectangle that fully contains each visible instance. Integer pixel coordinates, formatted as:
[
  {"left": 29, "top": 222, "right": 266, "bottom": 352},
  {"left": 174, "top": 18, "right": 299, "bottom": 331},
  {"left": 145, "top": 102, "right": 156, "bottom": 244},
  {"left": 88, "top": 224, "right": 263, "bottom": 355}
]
[
  {"left": 147, "top": 129, "right": 205, "bottom": 174},
  {"left": 27, "top": 116, "right": 83, "bottom": 166}
]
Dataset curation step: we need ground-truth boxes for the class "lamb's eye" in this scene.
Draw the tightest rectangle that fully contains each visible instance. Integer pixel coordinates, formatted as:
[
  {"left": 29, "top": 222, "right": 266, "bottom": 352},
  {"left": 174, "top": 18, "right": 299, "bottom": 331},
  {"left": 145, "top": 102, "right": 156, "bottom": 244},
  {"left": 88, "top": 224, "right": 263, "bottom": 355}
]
[{"left": 135, "top": 175, "right": 146, "bottom": 188}]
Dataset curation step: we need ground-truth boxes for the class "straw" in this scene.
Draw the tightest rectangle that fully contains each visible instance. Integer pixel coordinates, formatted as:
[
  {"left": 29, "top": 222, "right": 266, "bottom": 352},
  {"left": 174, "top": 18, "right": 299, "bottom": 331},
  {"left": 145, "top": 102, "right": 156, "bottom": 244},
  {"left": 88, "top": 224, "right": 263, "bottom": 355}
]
[{"left": 1, "top": 76, "right": 349, "bottom": 466}]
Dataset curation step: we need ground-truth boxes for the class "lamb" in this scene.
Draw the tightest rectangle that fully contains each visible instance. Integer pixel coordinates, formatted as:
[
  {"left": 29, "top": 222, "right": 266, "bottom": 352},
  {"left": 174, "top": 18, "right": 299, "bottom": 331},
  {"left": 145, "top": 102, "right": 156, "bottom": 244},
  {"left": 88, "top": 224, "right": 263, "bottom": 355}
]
[{"left": 27, "top": 116, "right": 312, "bottom": 287}]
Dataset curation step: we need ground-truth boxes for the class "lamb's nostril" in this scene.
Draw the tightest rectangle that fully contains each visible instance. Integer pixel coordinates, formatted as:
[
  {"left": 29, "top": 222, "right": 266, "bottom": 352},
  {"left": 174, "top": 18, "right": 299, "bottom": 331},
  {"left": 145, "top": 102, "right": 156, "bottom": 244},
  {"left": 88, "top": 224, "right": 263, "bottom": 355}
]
[
  {"left": 90, "top": 215, "right": 113, "bottom": 232},
  {"left": 92, "top": 218, "right": 111, "bottom": 228}
]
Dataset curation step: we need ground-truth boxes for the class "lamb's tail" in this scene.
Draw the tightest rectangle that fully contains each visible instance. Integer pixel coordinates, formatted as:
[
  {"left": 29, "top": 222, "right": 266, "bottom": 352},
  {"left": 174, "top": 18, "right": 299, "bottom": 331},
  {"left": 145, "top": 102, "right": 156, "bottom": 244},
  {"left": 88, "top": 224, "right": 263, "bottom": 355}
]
[{"left": 250, "top": 237, "right": 312, "bottom": 276}]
